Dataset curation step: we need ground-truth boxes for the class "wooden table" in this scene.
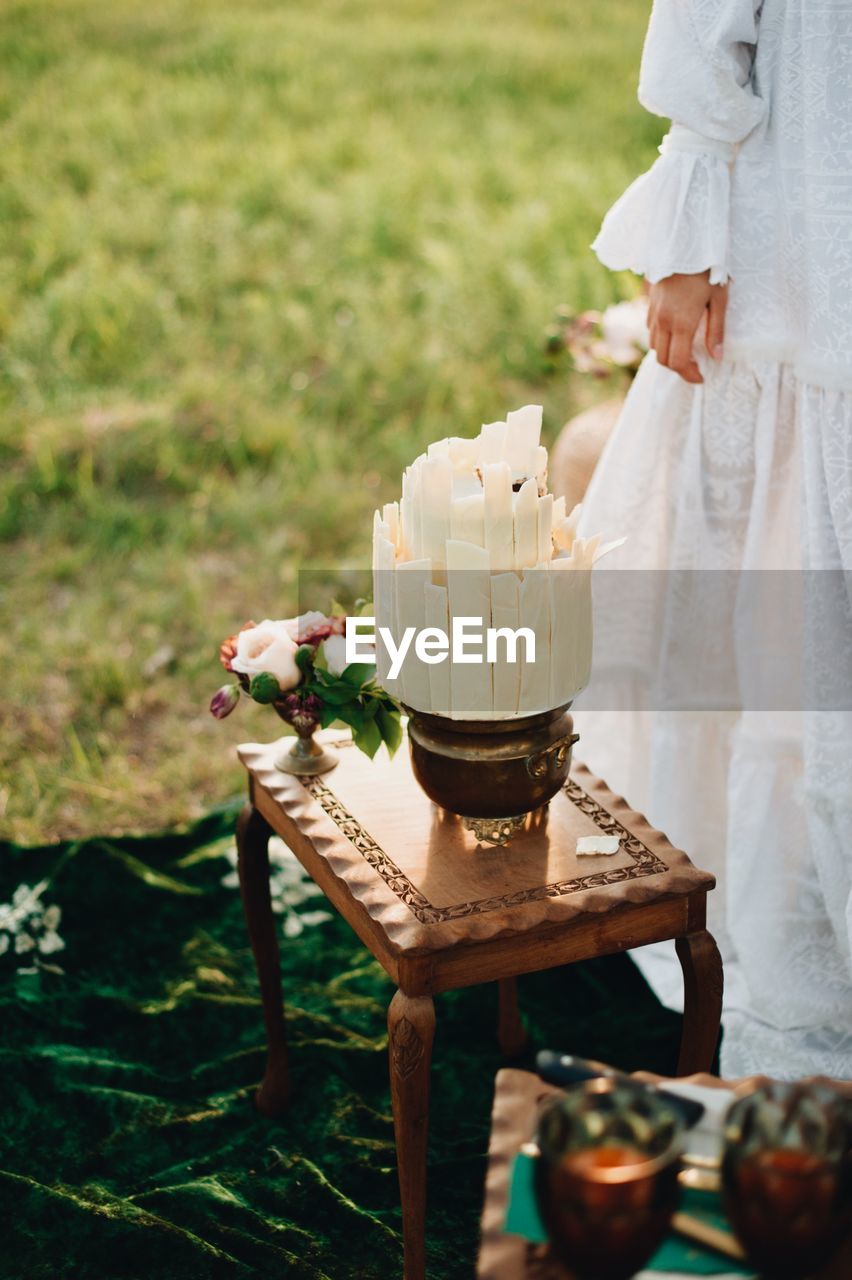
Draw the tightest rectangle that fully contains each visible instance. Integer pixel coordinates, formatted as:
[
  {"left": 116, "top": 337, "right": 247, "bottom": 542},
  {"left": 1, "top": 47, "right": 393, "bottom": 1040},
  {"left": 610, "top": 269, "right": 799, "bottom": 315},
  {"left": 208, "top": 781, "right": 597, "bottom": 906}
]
[
  {"left": 235, "top": 732, "right": 722, "bottom": 1280},
  {"left": 478, "top": 1069, "right": 852, "bottom": 1279}
]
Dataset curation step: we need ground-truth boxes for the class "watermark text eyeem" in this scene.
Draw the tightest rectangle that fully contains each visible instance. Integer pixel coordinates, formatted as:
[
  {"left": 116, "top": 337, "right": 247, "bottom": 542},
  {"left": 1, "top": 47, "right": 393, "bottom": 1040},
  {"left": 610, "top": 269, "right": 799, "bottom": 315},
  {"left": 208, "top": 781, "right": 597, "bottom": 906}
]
[{"left": 346, "top": 616, "right": 535, "bottom": 679}]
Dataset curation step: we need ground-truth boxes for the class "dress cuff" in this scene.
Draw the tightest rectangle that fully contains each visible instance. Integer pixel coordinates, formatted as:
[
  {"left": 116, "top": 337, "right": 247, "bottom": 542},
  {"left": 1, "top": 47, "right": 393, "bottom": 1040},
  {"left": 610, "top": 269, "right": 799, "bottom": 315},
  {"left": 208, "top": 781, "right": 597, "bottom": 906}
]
[{"left": 590, "top": 126, "right": 733, "bottom": 285}]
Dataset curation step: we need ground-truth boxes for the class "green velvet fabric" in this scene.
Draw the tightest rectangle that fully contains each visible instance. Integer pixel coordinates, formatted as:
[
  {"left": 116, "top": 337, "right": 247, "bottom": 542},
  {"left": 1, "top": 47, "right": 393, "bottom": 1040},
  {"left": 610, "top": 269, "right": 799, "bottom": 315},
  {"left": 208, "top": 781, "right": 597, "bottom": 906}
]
[{"left": 0, "top": 804, "right": 697, "bottom": 1279}]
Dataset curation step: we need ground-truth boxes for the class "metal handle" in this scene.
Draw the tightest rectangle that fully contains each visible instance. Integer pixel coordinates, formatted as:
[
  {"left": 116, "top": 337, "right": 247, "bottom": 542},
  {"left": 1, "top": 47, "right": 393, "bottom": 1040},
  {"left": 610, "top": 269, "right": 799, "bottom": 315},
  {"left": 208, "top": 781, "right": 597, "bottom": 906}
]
[{"left": 526, "top": 731, "right": 580, "bottom": 779}]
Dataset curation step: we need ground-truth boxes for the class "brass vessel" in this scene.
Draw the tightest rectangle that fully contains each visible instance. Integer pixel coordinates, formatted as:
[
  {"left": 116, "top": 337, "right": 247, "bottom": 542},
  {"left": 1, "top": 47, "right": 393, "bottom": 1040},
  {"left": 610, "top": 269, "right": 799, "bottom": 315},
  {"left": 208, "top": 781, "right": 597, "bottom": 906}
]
[{"left": 405, "top": 703, "right": 578, "bottom": 845}]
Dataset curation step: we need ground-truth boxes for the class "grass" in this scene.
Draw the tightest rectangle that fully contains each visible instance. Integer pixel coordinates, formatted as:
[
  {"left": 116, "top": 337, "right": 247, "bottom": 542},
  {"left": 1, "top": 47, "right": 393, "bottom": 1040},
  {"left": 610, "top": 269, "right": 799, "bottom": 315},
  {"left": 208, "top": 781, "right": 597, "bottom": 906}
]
[{"left": 0, "top": 0, "right": 660, "bottom": 843}]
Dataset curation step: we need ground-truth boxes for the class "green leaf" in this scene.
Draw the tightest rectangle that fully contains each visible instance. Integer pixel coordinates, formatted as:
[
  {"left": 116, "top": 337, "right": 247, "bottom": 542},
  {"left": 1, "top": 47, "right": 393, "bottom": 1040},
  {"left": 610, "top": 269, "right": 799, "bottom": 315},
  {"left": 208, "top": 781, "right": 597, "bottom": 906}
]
[
  {"left": 312, "top": 685, "right": 359, "bottom": 707},
  {"left": 340, "top": 663, "right": 374, "bottom": 687},
  {"left": 353, "top": 714, "right": 382, "bottom": 759},
  {"left": 376, "top": 703, "right": 403, "bottom": 756},
  {"left": 318, "top": 703, "right": 340, "bottom": 730},
  {"left": 248, "top": 672, "right": 281, "bottom": 704},
  {"left": 334, "top": 702, "right": 366, "bottom": 733}
]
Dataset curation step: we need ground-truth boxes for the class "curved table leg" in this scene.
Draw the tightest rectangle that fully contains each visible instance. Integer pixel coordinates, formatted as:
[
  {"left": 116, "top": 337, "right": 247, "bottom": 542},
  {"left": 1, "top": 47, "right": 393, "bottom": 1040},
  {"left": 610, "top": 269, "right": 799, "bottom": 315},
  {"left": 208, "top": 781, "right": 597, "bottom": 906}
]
[
  {"left": 497, "top": 978, "right": 528, "bottom": 1057},
  {"left": 388, "top": 990, "right": 436, "bottom": 1280},
  {"left": 676, "top": 930, "right": 724, "bottom": 1075},
  {"left": 237, "top": 803, "right": 290, "bottom": 1116}
]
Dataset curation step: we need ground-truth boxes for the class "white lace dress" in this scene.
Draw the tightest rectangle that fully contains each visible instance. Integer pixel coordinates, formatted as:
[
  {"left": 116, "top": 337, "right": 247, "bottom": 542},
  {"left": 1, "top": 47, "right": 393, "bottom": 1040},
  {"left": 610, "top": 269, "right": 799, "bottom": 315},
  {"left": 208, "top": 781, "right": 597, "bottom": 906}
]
[{"left": 576, "top": 0, "right": 852, "bottom": 1078}]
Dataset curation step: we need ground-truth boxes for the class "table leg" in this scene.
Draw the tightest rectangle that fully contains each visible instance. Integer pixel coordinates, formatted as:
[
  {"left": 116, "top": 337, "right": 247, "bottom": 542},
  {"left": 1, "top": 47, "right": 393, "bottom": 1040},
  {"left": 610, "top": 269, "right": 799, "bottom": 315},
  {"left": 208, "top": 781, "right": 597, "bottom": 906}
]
[
  {"left": 675, "top": 930, "right": 723, "bottom": 1075},
  {"left": 497, "top": 978, "right": 528, "bottom": 1057},
  {"left": 236, "top": 803, "right": 290, "bottom": 1116},
  {"left": 388, "top": 990, "right": 435, "bottom": 1280}
]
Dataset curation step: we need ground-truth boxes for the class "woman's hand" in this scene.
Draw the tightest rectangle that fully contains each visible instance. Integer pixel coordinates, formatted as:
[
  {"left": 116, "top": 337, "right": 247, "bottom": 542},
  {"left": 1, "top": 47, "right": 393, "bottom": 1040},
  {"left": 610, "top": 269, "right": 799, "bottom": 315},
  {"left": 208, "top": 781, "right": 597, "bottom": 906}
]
[{"left": 647, "top": 269, "right": 728, "bottom": 384}]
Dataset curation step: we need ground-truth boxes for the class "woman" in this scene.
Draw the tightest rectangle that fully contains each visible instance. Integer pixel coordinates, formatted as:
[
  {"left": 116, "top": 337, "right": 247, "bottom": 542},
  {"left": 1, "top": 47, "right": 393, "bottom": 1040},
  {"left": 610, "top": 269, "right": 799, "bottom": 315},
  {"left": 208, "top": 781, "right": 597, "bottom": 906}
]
[{"left": 577, "top": 0, "right": 852, "bottom": 1077}]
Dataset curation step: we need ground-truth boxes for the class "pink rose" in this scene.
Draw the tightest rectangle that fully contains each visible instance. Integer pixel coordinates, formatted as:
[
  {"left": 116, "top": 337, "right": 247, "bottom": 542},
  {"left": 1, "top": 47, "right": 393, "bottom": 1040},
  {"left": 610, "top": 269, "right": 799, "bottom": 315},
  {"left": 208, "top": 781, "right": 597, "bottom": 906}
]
[{"left": 230, "top": 620, "right": 301, "bottom": 692}]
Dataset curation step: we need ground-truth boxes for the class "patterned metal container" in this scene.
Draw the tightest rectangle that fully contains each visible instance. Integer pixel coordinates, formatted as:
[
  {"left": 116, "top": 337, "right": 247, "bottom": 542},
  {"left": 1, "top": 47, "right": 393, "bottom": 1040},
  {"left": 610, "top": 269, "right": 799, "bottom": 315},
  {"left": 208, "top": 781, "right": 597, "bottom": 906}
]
[{"left": 404, "top": 703, "right": 578, "bottom": 845}]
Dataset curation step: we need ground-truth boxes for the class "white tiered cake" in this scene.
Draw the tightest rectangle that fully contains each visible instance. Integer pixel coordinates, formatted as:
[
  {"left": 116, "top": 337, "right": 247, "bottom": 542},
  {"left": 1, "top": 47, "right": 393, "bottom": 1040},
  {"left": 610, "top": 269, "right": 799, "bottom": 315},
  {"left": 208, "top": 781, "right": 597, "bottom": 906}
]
[{"left": 371, "top": 405, "right": 621, "bottom": 719}]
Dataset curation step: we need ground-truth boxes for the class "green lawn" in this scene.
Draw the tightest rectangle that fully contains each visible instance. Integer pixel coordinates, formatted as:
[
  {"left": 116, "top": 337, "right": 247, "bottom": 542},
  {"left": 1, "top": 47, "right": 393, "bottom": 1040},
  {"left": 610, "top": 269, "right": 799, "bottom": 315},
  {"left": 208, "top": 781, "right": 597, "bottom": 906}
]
[{"left": 1, "top": 0, "right": 658, "bottom": 842}]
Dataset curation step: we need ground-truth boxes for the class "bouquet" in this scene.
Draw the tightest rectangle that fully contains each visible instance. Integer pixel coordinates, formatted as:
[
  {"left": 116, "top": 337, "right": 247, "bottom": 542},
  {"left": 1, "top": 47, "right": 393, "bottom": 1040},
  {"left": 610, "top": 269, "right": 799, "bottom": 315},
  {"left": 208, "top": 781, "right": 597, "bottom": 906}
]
[
  {"left": 211, "top": 607, "right": 402, "bottom": 761},
  {"left": 545, "top": 295, "right": 649, "bottom": 378}
]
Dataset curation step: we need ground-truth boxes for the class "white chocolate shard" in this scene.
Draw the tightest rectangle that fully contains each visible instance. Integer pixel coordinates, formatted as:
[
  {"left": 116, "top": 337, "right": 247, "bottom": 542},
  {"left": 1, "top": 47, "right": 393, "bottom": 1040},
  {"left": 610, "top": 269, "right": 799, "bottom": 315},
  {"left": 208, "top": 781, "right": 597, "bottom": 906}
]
[
  {"left": 450, "top": 493, "right": 485, "bottom": 549},
  {"left": 478, "top": 420, "right": 507, "bottom": 467},
  {"left": 534, "top": 444, "right": 548, "bottom": 488},
  {"left": 448, "top": 436, "right": 479, "bottom": 471},
  {"left": 483, "top": 462, "right": 514, "bottom": 573},
  {"left": 372, "top": 512, "right": 391, "bottom": 572},
  {"left": 576, "top": 836, "right": 620, "bottom": 856},
  {"left": 537, "top": 493, "right": 553, "bottom": 566},
  {"left": 446, "top": 539, "right": 492, "bottom": 716},
  {"left": 567, "top": 535, "right": 601, "bottom": 570},
  {"left": 553, "top": 502, "right": 584, "bottom": 554},
  {"left": 424, "top": 583, "right": 451, "bottom": 716},
  {"left": 514, "top": 477, "right": 539, "bottom": 570},
  {"left": 382, "top": 501, "right": 400, "bottom": 551},
  {"left": 445, "top": 538, "right": 489, "bottom": 573},
  {"left": 505, "top": 405, "right": 543, "bottom": 478},
  {"left": 374, "top": 563, "right": 400, "bottom": 693},
  {"left": 395, "top": 559, "right": 432, "bottom": 711},
  {"left": 399, "top": 466, "right": 417, "bottom": 561},
  {"left": 491, "top": 571, "right": 521, "bottom": 716},
  {"left": 420, "top": 455, "right": 452, "bottom": 567}
]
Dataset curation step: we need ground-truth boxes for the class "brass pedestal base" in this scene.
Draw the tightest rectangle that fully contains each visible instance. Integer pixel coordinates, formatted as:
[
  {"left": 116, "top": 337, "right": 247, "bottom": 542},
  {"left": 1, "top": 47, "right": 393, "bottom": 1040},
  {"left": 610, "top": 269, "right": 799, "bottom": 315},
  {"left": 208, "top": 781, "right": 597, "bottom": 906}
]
[
  {"left": 462, "top": 813, "right": 529, "bottom": 847},
  {"left": 273, "top": 734, "right": 339, "bottom": 776}
]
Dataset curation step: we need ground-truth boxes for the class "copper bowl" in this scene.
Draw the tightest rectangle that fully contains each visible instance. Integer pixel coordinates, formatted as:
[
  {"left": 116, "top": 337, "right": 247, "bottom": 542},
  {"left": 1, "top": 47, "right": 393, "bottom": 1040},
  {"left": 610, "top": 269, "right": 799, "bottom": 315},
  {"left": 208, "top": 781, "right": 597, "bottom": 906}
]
[{"left": 404, "top": 703, "right": 577, "bottom": 844}]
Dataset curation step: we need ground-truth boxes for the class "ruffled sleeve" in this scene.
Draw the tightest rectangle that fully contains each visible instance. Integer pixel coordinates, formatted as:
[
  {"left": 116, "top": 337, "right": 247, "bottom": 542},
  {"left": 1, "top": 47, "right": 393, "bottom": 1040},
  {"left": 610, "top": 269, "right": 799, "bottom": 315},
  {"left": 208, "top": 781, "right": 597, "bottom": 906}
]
[{"left": 591, "top": 0, "right": 767, "bottom": 285}]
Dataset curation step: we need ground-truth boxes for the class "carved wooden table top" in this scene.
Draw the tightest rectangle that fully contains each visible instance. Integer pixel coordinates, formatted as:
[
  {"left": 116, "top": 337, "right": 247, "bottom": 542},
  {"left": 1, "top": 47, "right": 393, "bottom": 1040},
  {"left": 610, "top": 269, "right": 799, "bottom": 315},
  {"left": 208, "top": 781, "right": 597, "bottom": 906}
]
[{"left": 238, "top": 735, "right": 714, "bottom": 978}]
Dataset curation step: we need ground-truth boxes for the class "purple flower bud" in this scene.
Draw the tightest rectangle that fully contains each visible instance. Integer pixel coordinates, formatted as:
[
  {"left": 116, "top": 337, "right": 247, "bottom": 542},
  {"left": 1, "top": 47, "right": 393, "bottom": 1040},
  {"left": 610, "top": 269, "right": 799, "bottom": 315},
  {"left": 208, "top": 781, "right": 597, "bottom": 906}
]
[
  {"left": 302, "top": 693, "right": 322, "bottom": 718},
  {"left": 210, "top": 684, "right": 240, "bottom": 719},
  {"left": 278, "top": 690, "right": 322, "bottom": 733},
  {"left": 280, "top": 692, "right": 302, "bottom": 719}
]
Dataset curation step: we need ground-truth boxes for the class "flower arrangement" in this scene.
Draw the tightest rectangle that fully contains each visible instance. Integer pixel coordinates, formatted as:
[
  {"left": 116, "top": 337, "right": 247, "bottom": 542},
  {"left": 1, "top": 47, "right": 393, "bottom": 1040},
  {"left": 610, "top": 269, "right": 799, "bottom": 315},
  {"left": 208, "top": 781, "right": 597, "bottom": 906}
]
[
  {"left": 211, "top": 607, "right": 402, "bottom": 770},
  {"left": 545, "top": 295, "right": 650, "bottom": 378}
]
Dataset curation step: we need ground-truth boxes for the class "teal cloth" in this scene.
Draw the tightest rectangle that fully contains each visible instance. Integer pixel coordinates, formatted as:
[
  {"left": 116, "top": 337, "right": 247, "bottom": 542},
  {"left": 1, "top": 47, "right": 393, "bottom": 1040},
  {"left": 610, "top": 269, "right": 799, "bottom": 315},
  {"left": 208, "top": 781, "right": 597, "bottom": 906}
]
[{"left": 505, "top": 1151, "right": 754, "bottom": 1276}]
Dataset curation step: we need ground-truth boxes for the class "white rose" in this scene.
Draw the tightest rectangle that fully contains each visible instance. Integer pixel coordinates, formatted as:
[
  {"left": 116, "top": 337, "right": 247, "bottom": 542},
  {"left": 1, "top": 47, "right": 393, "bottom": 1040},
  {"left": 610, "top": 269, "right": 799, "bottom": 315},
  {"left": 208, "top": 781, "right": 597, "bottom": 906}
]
[
  {"left": 600, "top": 297, "right": 650, "bottom": 365},
  {"left": 230, "top": 619, "right": 301, "bottom": 692},
  {"left": 322, "top": 633, "right": 349, "bottom": 676},
  {"left": 322, "top": 631, "right": 375, "bottom": 677}
]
